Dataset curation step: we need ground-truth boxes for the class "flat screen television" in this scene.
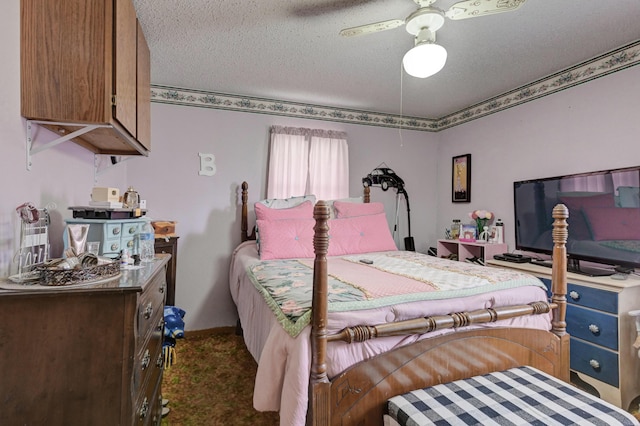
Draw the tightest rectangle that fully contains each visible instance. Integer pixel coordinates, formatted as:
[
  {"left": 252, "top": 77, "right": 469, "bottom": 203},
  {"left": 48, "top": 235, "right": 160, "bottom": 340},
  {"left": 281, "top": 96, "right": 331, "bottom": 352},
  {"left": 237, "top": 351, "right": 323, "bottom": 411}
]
[{"left": 514, "top": 165, "right": 640, "bottom": 276}]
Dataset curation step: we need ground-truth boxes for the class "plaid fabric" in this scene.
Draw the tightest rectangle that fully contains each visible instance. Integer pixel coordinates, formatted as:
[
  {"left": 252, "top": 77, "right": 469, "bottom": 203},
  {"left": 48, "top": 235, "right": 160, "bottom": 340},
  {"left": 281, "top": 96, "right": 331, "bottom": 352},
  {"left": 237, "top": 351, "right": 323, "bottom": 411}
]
[{"left": 387, "top": 366, "right": 640, "bottom": 426}]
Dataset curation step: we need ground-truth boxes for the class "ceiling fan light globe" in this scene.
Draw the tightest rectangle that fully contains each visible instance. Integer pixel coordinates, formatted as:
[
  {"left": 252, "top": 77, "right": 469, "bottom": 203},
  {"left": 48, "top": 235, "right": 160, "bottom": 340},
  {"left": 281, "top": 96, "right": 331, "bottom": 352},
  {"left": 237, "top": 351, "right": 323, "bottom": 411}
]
[{"left": 402, "top": 43, "right": 447, "bottom": 78}]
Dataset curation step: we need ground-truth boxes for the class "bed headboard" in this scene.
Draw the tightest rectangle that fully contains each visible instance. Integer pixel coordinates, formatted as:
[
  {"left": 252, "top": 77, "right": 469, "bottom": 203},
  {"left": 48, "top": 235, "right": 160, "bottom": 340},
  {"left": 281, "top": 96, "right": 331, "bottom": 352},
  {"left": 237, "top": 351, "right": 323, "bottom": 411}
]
[{"left": 240, "top": 182, "right": 370, "bottom": 242}]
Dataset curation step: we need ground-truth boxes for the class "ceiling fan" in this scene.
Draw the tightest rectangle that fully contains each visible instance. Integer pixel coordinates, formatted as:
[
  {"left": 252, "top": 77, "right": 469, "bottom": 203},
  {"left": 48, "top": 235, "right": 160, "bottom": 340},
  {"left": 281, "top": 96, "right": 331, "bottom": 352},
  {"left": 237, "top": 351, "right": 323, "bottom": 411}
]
[{"left": 339, "top": 0, "right": 527, "bottom": 78}]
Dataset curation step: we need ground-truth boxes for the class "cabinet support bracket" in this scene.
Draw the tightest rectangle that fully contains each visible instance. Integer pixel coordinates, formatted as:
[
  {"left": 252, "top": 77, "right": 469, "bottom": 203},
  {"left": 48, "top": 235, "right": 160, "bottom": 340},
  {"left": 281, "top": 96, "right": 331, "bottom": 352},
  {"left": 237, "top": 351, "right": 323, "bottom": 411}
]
[
  {"left": 26, "top": 120, "right": 111, "bottom": 171},
  {"left": 93, "top": 154, "right": 135, "bottom": 183}
]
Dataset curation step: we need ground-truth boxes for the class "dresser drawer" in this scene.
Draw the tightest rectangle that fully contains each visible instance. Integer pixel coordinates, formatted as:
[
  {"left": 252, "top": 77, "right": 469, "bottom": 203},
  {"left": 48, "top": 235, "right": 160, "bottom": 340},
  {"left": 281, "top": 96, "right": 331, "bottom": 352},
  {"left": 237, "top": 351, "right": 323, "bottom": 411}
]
[
  {"left": 566, "top": 304, "right": 618, "bottom": 350},
  {"left": 133, "top": 316, "right": 164, "bottom": 392},
  {"left": 570, "top": 338, "right": 619, "bottom": 387},
  {"left": 133, "top": 372, "right": 163, "bottom": 426},
  {"left": 136, "top": 272, "right": 166, "bottom": 341},
  {"left": 539, "top": 278, "right": 618, "bottom": 313},
  {"left": 567, "top": 283, "right": 617, "bottom": 313}
]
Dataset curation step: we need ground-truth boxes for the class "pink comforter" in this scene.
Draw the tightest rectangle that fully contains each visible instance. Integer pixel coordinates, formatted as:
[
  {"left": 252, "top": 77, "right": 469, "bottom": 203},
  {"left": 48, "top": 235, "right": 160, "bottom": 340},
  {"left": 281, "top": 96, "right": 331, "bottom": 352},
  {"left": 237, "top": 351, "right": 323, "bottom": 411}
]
[{"left": 229, "top": 241, "right": 551, "bottom": 426}]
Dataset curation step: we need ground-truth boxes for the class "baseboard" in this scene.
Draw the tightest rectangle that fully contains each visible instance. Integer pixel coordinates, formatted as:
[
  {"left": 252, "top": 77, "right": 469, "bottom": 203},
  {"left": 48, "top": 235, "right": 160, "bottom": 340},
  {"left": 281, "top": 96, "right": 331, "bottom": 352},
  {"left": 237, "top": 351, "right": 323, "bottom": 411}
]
[{"left": 184, "top": 326, "right": 236, "bottom": 339}]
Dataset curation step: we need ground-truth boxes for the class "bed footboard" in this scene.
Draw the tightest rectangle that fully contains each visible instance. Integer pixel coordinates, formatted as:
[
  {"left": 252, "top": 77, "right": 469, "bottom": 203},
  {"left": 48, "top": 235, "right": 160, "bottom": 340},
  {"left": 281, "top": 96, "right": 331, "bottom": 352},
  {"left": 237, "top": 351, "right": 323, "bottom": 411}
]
[{"left": 309, "top": 203, "right": 569, "bottom": 426}]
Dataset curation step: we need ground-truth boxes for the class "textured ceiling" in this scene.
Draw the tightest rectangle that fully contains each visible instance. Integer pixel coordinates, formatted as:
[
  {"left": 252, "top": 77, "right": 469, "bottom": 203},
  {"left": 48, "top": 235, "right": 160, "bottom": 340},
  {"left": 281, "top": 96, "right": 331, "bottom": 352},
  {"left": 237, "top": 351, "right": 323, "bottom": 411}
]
[{"left": 132, "top": 0, "right": 640, "bottom": 119}]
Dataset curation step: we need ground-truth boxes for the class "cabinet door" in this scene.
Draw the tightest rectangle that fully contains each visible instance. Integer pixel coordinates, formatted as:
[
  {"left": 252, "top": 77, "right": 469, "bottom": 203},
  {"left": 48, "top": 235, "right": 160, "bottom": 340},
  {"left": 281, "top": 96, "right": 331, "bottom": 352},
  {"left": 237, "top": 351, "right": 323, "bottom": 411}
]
[
  {"left": 136, "top": 19, "right": 151, "bottom": 150},
  {"left": 21, "top": 0, "right": 110, "bottom": 122},
  {"left": 114, "top": 0, "right": 138, "bottom": 139}
]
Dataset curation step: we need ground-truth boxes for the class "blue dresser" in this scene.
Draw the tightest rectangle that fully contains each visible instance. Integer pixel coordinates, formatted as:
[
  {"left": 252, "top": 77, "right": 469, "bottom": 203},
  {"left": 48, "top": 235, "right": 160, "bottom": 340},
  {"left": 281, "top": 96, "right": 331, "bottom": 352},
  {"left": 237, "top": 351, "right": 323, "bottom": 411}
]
[{"left": 488, "top": 260, "right": 640, "bottom": 412}]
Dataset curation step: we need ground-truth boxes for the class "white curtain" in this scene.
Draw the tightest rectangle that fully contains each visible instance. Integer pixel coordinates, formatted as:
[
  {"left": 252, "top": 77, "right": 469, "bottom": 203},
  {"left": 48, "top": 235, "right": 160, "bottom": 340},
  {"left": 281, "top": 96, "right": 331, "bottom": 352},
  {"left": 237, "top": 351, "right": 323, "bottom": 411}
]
[
  {"left": 267, "top": 127, "right": 309, "bottom": 198},
  {"left": 267, "top": 126, "right": 349, "bottom": 200},
  {"left": 309, "top": 130, "right": 349, "bottom": 200}
]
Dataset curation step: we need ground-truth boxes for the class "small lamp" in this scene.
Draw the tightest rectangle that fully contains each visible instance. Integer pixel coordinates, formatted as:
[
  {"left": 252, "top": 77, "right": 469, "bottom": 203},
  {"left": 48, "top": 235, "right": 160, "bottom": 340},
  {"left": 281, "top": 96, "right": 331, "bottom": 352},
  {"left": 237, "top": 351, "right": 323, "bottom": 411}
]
[{"left": 402, "top": 28, "right": 447, "bottom": 79}]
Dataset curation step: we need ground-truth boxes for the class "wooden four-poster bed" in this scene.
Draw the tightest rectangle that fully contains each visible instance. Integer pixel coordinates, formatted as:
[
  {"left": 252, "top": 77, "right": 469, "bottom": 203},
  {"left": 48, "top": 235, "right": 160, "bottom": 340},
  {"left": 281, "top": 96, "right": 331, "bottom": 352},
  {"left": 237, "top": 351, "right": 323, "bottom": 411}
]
[{"left": 230, "top": 181, "right": 635, "bottom": 425}]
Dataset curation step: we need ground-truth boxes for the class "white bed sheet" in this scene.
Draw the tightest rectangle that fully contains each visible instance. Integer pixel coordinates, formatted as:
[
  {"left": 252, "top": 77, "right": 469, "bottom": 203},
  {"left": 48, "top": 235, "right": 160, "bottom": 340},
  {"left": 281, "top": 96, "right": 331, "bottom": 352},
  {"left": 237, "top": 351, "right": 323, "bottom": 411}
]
[{"left": 229, "top": 241, "right": 551, "bottom": 426}]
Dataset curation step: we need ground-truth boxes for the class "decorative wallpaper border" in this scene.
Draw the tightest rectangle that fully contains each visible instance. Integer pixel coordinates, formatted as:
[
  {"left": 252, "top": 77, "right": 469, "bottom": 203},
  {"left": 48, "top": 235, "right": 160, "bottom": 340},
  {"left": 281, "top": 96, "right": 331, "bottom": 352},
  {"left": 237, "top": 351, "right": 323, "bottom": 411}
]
[{"left": 151, "top": 40, "right": 640, "bottom": 132}]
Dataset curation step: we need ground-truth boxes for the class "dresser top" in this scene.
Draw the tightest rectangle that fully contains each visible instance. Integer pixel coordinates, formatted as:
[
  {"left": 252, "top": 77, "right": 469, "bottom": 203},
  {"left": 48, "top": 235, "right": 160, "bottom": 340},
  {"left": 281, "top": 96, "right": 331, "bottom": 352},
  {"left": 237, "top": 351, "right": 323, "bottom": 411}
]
[{"left": 0, "top": 254, "right": 170, "bottom": 295}]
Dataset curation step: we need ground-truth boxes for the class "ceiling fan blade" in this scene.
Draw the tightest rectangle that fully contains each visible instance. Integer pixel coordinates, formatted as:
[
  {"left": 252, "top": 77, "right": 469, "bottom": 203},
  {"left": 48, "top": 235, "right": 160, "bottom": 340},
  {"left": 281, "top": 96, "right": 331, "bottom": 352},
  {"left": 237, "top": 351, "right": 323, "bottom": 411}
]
[
  {"left": 339, "top": 19, "right": 405, "bottom": 37},
  {"left": 445, "top": 0, "right": 526, "bottom": 20}
]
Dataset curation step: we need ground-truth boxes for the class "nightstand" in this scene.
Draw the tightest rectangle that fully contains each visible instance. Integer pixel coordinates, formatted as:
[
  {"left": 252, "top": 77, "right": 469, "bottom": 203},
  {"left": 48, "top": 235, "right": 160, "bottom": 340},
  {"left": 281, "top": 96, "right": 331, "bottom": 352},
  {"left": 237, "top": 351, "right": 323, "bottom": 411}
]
[{"left": 154, "top": 236, "right": 178, "bottom": 306}]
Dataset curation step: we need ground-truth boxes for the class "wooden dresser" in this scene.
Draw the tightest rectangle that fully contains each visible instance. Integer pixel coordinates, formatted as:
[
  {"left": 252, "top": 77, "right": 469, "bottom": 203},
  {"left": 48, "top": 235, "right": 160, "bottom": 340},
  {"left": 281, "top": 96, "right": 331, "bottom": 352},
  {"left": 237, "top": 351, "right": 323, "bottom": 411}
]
[
  {"left": 488, "top": 259, "right": 640, "bottom": 411},
  {"left": 0, "top": 254, "right": 170, "bottom": 425}
]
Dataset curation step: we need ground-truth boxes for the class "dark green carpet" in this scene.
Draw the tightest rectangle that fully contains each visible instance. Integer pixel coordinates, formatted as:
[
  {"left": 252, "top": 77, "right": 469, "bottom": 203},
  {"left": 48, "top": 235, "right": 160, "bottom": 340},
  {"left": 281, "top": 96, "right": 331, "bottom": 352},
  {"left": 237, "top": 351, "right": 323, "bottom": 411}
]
[{"left": 161, "top": 327, "right": 279, "bottom": 425}]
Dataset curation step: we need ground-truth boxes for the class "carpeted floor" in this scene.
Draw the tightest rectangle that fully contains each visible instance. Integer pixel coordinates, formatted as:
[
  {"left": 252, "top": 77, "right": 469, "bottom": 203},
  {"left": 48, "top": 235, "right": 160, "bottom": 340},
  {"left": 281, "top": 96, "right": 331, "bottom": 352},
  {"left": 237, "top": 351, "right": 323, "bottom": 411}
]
[
  {"left": 160, "top": 327, "right": 279, "bottom": 426},
  {"left": 162, "top": 328, "right": 640, "bottom": 425}
]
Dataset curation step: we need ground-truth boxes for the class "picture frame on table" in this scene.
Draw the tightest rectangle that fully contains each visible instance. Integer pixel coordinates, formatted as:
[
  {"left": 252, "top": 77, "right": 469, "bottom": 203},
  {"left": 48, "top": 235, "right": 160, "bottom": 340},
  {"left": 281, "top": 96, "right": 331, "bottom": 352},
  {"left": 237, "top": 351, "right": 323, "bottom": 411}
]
[
  {"left": 452, "top": 154, "right": 471, "bottom": 203},
  {"left": 459, "top": 224, "right": 477, "bottom": 242}
]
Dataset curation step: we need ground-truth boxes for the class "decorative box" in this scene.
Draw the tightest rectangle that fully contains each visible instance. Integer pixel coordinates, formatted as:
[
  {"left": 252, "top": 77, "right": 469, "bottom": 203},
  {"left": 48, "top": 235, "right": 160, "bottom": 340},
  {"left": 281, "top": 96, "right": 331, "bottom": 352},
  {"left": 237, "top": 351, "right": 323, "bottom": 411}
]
[{"left": 151, "top": 221, "right": 177, "bottom": 238}]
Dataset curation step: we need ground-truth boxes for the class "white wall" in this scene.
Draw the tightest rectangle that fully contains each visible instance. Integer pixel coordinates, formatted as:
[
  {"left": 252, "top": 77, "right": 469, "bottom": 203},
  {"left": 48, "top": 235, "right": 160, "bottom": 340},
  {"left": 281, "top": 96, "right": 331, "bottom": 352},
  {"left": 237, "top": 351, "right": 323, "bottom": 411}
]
[{"left": 436, "top": 65, "right": 640, "bottom": 253}]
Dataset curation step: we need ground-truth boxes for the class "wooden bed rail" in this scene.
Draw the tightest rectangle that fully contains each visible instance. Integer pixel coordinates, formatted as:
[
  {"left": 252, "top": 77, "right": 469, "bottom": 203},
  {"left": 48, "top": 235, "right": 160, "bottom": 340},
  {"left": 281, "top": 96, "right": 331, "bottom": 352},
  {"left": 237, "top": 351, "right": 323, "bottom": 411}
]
[{"left": 327, "top": 301, "right": 555, "bottom": 343}]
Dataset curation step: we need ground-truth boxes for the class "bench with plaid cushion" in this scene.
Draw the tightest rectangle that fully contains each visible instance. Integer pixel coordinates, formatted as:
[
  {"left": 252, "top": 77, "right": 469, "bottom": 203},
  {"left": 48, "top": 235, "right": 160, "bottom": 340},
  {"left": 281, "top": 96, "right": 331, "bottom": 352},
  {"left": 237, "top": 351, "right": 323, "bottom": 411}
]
[{"left": 386, "top": 366, "right": 639, "bottom": 426}]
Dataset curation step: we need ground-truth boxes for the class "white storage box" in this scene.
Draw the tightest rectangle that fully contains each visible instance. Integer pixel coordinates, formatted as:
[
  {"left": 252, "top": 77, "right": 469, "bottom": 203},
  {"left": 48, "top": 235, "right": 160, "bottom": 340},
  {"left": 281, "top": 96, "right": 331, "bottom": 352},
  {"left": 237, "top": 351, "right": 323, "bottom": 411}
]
[{"left": 91, "top": 187, "right": 120, "bottom": 203}]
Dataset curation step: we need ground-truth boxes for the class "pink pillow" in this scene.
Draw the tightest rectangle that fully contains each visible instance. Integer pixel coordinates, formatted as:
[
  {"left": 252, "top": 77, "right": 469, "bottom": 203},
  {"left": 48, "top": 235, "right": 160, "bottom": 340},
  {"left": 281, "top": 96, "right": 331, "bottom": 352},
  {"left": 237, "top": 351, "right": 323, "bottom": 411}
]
[
  {"left": 333, "top": 201, "right": 385, "bottom": 218},
  {"left": 583, "top": 207, "right": 640, "bottom": 241},
  {"left": 256, "top": 218, "right": 315, "bottom": 260},
  {"left": 327, "top": 213, "right": 397, "bottom": 256},
  {"left": 255, "top": 200, "right": 313, "bottom": 221},
  {"left": 558, "top": 193, "right": 615, "bottom": 240}
]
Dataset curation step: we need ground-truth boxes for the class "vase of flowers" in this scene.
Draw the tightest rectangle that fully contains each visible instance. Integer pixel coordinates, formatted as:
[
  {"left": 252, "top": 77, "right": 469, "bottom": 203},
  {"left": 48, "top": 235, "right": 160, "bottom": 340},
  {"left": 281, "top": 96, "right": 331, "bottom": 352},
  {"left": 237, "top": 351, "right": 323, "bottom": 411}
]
[{"left": 469, "top": 210, "right": 493, "bottom": 239}]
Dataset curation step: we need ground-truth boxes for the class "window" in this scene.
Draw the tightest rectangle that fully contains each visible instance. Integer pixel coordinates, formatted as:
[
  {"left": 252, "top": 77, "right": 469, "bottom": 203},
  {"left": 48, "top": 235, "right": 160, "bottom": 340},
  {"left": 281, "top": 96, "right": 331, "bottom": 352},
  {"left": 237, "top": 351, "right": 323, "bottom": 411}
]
[{"left": 267, "top": 126, "right": 349, "bottom": 200}]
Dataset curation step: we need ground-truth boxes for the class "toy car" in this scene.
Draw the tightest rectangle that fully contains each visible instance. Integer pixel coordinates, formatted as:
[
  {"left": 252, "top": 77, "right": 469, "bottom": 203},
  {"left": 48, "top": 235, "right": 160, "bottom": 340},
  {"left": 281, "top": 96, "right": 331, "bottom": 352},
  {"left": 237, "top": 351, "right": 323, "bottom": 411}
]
[{"left": 362, "top": 167, "right": 404, "bottom": 191}]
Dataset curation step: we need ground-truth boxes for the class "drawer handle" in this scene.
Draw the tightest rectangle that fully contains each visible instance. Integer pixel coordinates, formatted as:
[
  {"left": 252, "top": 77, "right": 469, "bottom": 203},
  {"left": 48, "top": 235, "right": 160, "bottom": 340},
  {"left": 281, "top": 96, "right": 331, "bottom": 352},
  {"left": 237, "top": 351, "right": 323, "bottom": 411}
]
[
  {"left": 127, "top": 240, "right": 134, "bottom": 249},
  {"left": 112, "top": 227, "right": 120, "bottom": 235},
  {"left": 589, "top": 359, "right": 601, "bottom": 370},
  {"left": 157, "top": 352, "right": 164, "bottom": 369},
  {"left": 128, "top": 226, "right": 136, "bottom": 234},
  {"left": 111, "top": 243, "right": 119, "bottom": 251},
  {"left": 569, "top": 290, "right": 580, "bottom": 301},
  {"left": 139, "top": 397, "right": 149, "bottom": 419},
  {"left": 588, "top": 324, "right": 600, "bottom": 334},
  {"left": 141, "top": 349, "right": 151, "bottom": 370},
  {"left": 144, "top": 302, "right": 153, "bottom": 319},
  {"left": 159, "top": 282, "right": 165, "bottom": 294}
]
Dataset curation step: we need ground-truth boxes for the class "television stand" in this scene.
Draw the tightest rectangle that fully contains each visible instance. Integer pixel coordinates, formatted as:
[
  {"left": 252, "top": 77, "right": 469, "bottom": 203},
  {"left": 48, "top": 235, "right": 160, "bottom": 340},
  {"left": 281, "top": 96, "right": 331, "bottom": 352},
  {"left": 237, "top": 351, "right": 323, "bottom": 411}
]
[
  {"left": 531, "top": 258, "right": 615, "bottom": 277},
  {"left": 568, "top": 258, "right": 615, "bottom": 277}
]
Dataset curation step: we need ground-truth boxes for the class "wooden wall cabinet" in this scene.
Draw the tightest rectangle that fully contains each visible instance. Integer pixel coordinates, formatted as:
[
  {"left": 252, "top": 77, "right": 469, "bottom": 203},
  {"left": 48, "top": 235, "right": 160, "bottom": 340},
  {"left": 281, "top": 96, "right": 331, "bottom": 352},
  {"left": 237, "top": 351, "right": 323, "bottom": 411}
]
[{"left": 20, "top": 0, "right": 151, "bottom": 156}]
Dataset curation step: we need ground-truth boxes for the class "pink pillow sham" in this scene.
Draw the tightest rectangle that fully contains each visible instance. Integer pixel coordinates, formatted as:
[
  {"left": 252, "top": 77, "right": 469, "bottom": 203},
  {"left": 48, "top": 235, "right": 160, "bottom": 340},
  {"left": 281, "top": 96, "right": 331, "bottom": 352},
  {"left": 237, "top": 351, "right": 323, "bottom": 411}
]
[
  {"left": 327, "top": 213, "right": 397, "bottom": 256},
  {"left": 256, "top": 213, "right": 397, "bottom": 259},
  {"left": 333, "top": 201, "right": 385, "bottom": 218},
  {"left": 256, "top": 218, "right": 315, "bottom": 260}
]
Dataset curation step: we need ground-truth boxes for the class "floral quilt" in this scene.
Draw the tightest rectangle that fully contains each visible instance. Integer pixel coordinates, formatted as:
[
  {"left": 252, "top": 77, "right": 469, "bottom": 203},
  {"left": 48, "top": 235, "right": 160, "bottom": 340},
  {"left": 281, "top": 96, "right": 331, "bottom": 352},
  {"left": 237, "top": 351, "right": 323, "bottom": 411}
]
[{"left": 247, "top": 251, "right": 545, "bottom": 337}]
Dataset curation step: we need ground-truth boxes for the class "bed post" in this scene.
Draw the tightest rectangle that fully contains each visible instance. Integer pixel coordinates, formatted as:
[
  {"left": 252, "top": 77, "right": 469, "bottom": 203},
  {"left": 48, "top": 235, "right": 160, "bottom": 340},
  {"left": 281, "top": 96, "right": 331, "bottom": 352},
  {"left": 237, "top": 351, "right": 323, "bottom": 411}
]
[
  {"left": 241, "top": 182, "right": 249, "bottom": 242},
  {"left": 550, "top": 203, "right": 570, "bottom": 382},
  {"left": 551, "top": 204, "right": 568, "bottom": 335},
  {"left": 309, "top": 201, "right": 331, "bottom": 426},
  {"left": 240, "top": 182, "right": 256, "bottom": 242},
  {"left": 364, "top": 186, "right": 370, "bottom": 203}
]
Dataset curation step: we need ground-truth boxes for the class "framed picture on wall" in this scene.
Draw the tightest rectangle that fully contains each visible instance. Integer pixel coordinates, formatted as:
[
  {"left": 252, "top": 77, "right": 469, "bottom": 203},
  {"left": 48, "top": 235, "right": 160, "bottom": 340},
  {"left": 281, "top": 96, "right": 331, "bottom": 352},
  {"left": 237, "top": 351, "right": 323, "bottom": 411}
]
[{"left": 452, "top": 154, "right": 471, "bottom": 203}]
